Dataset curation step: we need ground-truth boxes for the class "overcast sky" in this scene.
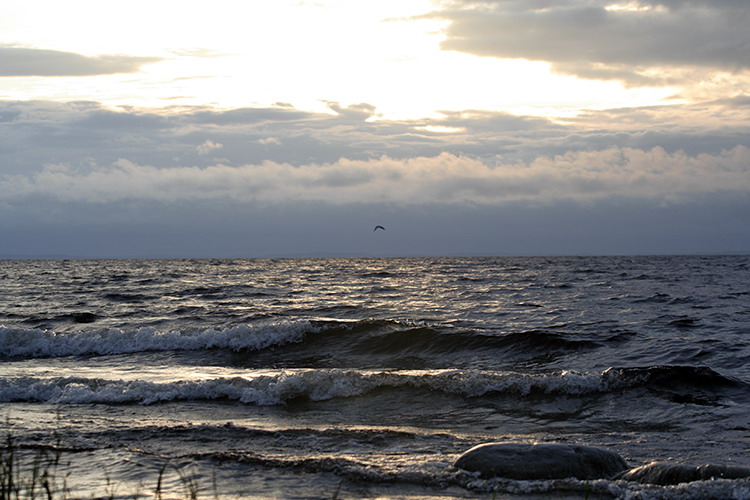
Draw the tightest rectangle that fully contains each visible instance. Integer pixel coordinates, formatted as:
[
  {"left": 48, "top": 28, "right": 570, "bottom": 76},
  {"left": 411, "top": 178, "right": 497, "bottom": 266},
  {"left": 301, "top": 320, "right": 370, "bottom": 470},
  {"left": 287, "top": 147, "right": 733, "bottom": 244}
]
[{"left": 1, "top": 0, "right": 749, "bottom": 258}]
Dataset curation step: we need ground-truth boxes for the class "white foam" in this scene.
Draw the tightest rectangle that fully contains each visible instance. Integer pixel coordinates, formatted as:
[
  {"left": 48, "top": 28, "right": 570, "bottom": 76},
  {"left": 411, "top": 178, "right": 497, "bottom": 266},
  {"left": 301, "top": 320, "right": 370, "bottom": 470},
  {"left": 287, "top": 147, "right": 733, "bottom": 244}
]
[
  {"left": 0, "top": 320, "right": 316, "bottom": 358},
  {"left": 457, "top": 474, "right": 750, "bottom": 499}
]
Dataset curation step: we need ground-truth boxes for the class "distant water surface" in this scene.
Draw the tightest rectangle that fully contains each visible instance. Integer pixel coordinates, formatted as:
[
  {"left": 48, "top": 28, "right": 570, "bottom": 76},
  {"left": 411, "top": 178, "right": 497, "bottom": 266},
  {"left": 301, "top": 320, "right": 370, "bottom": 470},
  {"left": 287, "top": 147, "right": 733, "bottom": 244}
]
[{"left": 1, "top": 256, "right": 749, "bottom": 498}]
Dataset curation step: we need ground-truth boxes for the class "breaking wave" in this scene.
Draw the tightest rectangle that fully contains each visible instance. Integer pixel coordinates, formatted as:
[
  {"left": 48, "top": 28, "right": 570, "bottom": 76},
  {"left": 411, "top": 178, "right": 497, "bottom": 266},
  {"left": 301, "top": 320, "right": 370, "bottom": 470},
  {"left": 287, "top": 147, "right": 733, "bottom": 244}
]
[
  {"left": 1, "top": 366, "right": 741, "bottom": 406},
  {"left": 0, "top": 318, "right": 635, "bottom": 365},
  {"left": 0, "top": 320, "right": 317, "bottom": 358}
]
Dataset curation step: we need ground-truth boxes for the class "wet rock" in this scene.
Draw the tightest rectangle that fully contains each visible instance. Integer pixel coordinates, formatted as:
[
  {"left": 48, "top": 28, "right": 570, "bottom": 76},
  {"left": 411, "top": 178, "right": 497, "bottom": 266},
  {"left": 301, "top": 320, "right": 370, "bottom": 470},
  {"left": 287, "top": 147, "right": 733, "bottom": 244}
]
[
  {"left": 617, "top": 461, "right": 750, "bottom": 485},
  {"left": 454, "top": 442, "right": 628, "bottom": 480}
]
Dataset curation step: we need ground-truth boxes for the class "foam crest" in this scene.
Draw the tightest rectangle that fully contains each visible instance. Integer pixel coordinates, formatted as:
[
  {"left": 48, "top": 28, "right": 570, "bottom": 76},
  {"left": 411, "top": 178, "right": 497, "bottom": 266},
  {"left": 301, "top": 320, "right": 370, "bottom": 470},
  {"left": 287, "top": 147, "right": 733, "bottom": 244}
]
[{"left": 0, "top": 320, "right": 315, "bottom": 358}]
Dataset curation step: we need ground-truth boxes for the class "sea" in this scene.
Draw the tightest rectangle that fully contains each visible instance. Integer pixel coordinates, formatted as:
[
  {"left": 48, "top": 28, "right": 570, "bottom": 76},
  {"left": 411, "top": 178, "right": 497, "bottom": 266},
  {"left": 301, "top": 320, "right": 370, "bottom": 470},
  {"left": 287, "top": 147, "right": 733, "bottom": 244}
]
[{"left": 1, "top": 256, "right": 749, "bottom": 499}]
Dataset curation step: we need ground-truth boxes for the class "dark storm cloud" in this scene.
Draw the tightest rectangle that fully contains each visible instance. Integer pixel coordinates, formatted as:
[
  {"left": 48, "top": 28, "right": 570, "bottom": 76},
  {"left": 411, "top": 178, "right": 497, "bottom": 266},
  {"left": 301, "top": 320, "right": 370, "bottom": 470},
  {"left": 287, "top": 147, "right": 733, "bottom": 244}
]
[
  {"left": 428, "top": 0, "right": 750, "bottom": 84},
  {"left": 0, "top": 46, "right": 161, "bottom": 76}
]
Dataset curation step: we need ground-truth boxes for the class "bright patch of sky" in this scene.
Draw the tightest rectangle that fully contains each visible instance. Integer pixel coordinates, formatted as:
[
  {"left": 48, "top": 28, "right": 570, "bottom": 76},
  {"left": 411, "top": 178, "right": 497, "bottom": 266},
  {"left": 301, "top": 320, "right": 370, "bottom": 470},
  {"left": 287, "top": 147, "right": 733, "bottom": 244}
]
[{"left": 0, "top": 0, "right": 676, "bottom": 119}]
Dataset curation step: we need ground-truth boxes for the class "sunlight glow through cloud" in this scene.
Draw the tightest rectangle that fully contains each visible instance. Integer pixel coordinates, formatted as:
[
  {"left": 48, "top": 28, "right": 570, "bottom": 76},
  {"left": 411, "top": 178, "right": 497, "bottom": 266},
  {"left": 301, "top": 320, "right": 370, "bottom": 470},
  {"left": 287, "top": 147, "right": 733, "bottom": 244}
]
[
  {"left": 605, "top": 2, "right": 665, "bottom": 12},
  {"left": 0, "top": 0, "right": 681, "bottom": 119}
]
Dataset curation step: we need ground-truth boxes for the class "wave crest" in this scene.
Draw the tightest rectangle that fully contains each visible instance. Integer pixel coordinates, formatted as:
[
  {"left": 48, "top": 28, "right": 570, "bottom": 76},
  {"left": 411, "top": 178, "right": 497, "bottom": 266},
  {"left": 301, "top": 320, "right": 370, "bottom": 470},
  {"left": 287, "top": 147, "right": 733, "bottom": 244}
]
[
  {"left": 0, "top": 320, "right": 316, "bottom": 358},
  {"left": 2, "top": 365, "right": 740, "bottom": 406},
  {"left": 0, "top": 368, "right": 627, "bottom": 406}
]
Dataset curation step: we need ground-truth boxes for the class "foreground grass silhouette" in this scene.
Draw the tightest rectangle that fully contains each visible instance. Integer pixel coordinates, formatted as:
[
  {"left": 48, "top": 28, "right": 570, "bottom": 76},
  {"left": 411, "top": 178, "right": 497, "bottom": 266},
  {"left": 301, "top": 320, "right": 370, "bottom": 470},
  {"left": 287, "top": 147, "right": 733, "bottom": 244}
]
[{"left": 1, "top": 431, "right": 210, "bottom": 500}]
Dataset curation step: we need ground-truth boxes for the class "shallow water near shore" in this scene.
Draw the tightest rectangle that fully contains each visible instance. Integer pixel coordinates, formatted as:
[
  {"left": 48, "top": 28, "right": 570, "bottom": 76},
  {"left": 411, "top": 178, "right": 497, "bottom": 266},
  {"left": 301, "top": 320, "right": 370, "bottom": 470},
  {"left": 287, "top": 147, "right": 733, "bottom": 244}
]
[{"left": 2, "top": 256, "right": 749, "bottom": 498}]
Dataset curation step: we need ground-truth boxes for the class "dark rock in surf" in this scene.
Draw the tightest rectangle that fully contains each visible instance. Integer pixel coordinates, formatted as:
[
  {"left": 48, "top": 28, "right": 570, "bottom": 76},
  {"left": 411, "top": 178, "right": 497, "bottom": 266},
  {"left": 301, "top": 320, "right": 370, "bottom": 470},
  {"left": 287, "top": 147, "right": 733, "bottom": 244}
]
[
  {"left": 454, "top": 443, "right": 750, "bottom": 485},
  {"left": 616, "top": 461, "right": 750, "bottom": 485},
  {"left": 454, "top": 443, "right": 628, "bottom": 480}
]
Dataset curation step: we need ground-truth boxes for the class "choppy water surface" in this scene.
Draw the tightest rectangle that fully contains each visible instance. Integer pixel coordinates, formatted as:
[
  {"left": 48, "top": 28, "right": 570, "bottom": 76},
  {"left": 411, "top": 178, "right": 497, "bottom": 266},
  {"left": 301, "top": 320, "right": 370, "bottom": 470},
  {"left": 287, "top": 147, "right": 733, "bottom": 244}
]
[{"left": 1, "top": 256, "right": 749, "bottom": 498}]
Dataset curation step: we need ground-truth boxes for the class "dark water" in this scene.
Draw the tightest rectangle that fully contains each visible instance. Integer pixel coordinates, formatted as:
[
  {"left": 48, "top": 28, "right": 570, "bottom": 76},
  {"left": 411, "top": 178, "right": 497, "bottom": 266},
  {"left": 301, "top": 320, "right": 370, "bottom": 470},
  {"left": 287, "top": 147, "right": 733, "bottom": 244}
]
[{"left": 1, "top": 256, "right": 749, "bottom": 499}]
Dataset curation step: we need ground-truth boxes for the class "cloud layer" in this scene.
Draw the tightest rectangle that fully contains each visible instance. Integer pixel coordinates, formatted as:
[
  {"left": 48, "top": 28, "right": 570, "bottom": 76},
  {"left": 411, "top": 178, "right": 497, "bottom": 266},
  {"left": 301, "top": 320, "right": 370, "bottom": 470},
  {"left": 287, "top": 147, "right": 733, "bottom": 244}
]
[
  {"left": 430, "top": 0, "right": 750, "bottom": 85},
  {"left": 1, "top": 99, "right": 749, "bottom": 257},
  {"left": 5, "top": 146, "right": 749, "bottom": 206},
  {"left": 0, "top": 46, "right": 161, "bottom": 76}
]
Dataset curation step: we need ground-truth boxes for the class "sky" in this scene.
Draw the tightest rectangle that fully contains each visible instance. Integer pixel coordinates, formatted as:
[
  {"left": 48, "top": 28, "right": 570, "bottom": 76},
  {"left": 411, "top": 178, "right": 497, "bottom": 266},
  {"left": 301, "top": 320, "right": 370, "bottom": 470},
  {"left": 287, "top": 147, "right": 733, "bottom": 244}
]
[{"left": 1, "top": 0, "right": 749, "bottom": 258}]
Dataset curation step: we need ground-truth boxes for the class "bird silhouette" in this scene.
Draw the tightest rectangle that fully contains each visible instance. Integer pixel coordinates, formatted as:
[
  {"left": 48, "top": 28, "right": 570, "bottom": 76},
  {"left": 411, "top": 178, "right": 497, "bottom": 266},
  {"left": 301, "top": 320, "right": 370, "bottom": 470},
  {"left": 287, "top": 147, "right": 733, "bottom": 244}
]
[{"left": 373, "top": 225, "right": 385, "bottom": 231}]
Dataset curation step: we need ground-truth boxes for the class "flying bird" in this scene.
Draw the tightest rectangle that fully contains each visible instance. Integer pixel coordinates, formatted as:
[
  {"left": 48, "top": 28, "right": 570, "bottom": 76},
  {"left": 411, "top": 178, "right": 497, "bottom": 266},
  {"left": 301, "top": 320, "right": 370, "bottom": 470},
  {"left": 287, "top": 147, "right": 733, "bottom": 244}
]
[{"left": 373, "top": 225, "right": 385, "bottom": 231}]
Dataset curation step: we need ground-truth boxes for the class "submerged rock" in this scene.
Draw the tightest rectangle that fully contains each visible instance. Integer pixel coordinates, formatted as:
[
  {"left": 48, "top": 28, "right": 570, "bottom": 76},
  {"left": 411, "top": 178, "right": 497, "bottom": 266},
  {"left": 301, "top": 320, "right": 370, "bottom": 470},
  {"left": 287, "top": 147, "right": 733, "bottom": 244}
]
[
  {"left": 617, "top": 461, "right": 750, "bottom": 485},
  {"left": 454, "top": 442, "right": 628, "bottom": 480}
]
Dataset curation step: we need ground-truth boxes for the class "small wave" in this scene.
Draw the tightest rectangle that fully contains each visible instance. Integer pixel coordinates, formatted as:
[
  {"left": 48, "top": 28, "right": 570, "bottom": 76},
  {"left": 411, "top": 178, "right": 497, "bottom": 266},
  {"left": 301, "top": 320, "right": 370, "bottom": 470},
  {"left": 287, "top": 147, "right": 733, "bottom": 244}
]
[
  {"left": 0, "top": 320, "right": 317, "bottom": 358},
  {"left": 171, "top": 285, "right": 226, "bottom": 297},
  {"left": 633, "top": 293, "right": 672, "bottom": 303},
  {"left": 605, "top": 365, "right": 742, "bottom": 390},
  {"left": 348, "top": 328, "right": 602, "bottom": 357},
  {"left": 362, "top": 271, "right": 393, "bottom": 278},
  {"left": 66, "top": 312, "right": 98, "bottom": 324},
  {"left": 102, "top": 292, "right": 154, "bottom": 302},
  {"left": 667, "top": 317, "right": 701, "bottom": 328}
]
